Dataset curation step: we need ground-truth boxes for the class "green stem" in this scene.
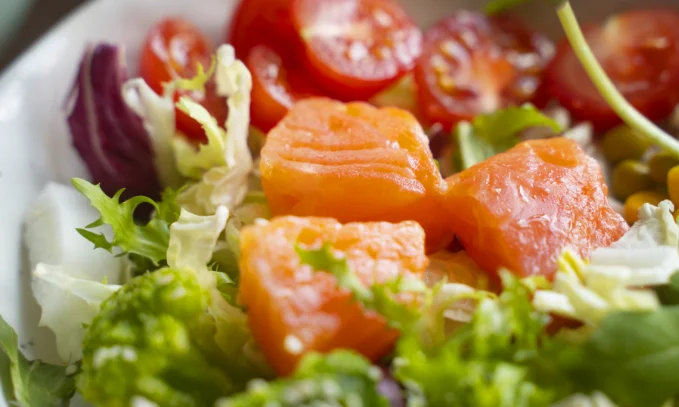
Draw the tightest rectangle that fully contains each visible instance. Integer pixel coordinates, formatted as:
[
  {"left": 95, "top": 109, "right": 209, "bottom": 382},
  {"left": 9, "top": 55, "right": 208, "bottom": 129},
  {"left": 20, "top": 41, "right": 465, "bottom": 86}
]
[{"left": 556, "top": 2, "right": 679, "bottom": 157}]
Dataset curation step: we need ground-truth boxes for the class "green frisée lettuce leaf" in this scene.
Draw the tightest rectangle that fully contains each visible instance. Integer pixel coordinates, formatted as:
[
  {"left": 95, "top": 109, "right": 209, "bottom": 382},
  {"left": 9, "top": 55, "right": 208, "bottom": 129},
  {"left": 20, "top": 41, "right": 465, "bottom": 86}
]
[
  {"left": 73, "top": 178, "right": 181, "bottom": 266},
  {"left": 0, "top": 315, "right": 77, "bottom": 407},
  {"left": 395, "top": 271, "right": 571, "bottom": 407},
  {"left": 78, "top": 207, "right": 272, "bottom": 407},
  {"left": 296, "top": 242, "right": 428, "bottom": 332},
  {"left": 456, "top": 105, "right": 562, "bottom": 170},
  {"left": 216, "top": 351, "right": 389, "bottom": 407},
  {"left": 32, "top": 264, "right": 121, "bottom": 363}
]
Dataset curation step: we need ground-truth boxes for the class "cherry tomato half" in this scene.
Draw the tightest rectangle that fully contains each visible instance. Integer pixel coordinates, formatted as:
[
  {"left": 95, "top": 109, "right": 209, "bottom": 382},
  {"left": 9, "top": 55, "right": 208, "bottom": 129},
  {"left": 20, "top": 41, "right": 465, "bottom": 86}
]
[
  {"left": 414, "top": 12, "right": 554, "bottom": 130},
  {"left": 291, "top": 0, "right": 422, "bottom": 100},
  {"left": 140, "top": 17, "right": 227, "bottom": 143},
  {"left": 544, "top": 9, "right": 679, "bottom": 131},
  {"left": 247, "top": 45, "right": 324, "bottom": 132},
  {"left": 227, "top": 0, "right": 300, "bottom": 60}
]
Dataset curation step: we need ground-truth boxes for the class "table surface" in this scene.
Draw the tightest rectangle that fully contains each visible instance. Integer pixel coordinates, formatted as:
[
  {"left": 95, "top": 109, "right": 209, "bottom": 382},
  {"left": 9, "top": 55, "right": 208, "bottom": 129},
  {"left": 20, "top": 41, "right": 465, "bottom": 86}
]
[{"left": 0, "top": 0, "right": 85, "bottom": 71}]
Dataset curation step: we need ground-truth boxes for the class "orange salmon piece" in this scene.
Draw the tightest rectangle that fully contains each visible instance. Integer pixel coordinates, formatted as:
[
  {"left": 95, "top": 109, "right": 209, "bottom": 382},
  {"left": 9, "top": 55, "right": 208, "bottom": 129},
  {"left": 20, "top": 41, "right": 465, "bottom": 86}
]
[
  {"left": 445, "top": 138, "right": 628, "bottom": 279},
  {"left": 238, "top": 216, "right": 429, "bottom": 375},
  {"left": 260, "top": 98, "right": 450, "bottom": 252}
]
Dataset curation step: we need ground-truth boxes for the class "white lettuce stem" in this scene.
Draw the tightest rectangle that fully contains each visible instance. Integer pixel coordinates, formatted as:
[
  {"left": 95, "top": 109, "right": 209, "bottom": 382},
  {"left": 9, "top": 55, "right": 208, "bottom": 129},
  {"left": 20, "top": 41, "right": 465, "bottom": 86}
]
[{"left": 556, "top": 1, "right": 679, "bottom": 158}]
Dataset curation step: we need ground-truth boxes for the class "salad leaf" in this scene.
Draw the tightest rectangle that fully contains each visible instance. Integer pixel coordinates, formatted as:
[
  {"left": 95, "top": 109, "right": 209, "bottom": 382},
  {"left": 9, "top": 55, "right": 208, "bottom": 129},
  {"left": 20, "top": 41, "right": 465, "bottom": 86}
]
[
  {"left": 77, "top": 267, "right": 238, "bottom": 406},
  {"left": 485, "top": 0, "right": 533, "bottom": 14},
  {"left": 655, "top": 273, "right": 679, "bottom": 305},
  {"left": 217, "top": 351, "right": 389, "bottom": 407},
  {"left": 32, "top": 264, "right": 121, "bottom": 363},
  {"left": 66, "top": 43, "right": 162, "bottom": 199},
  {"left": 567, "top": 307, "right": 679, "bottom": 407},
  {"left": 533, "top": 201, "right": 679, "bottom": 325},
  {"left": 552, "top": 392, "right": 618, "bottom": 407},
  {"left": 73, "top": 178, "right": 180, "bottom": 266},
  {"left": 296, "top": 242, "right": 428, "bottom": 332},
  {"left": 456, "top": 105, "right": 562, "bottom": 170},
  {"left": 24, "top": 182, "right": 127, "bottom": 283},
  {"left": 177, "top": 45, "right": 254, "bottom": 214},
  {"left": 79, "top": 207, "right": 272, "bottom": 406},
  {"left": 121, "top": 77, "right": 182, "bottom": 189},
  {"left": 395, "top": 271, "right": 571, "bottom": 407},
  {"left": 0, "top": 315, "right": 77, "bottom": 406}
]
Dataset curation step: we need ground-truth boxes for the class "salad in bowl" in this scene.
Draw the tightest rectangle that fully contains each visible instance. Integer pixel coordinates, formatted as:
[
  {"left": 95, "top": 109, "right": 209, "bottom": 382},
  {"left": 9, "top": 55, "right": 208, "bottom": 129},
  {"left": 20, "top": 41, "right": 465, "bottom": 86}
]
[{"left": 4, "top": 0, "right": 679, "bottom": 406}]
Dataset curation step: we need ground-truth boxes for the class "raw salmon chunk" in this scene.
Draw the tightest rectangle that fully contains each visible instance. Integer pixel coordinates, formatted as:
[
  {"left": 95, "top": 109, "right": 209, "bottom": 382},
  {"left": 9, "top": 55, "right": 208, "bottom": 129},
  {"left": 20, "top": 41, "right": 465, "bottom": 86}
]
[
  {"left": 445, "top": 138, "right": 628, "bottom": 279},
  {"left": 238, "top": 216, "right": 429, "bottom": 375},
  {"left": 260, "top": 98, "right": 450, "bottom": 252}
]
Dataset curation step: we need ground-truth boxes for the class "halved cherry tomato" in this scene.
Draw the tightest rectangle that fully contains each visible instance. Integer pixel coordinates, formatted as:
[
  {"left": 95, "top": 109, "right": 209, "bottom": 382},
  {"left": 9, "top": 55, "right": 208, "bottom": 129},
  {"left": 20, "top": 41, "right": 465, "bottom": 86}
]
[
  {"left": 414, "top": 12, "right": 554, "bottom": 130},
  {"left": 227, "top": 0, "right": 300, "bottom": 60},
  {"left": 544, "top": 9, "right": 679, "bottom": 131},
  {"left": 247, "top": 45, "right": 323, "bottom": 132},
  {"left": 291, "top": 0, "right": 422, "bottom": 100},
  {"left": 140, "top": 17, "right": 227, "bottom": 143}
]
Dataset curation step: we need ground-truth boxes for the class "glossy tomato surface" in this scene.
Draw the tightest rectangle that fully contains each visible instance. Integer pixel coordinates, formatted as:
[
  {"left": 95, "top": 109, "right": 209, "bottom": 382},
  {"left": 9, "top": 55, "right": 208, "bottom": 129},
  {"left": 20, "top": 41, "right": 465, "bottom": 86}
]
[
  {"left": 247, "top": 45, "right": 323, "bottom": 133},
  {"left": 140, "top": 17, "right": 227, "bottom": 143},
  {"left": 227, "top": 0, "right": 300, "bottom": 60},
  {"left": 544, "top": 9, "right": 679, "bottom": 131},
  {"left": 291, "top": 0, "right": 422, "bottom": 100},
  {"left": 414, "top": 12, "right": 554, "bottom": 130}
]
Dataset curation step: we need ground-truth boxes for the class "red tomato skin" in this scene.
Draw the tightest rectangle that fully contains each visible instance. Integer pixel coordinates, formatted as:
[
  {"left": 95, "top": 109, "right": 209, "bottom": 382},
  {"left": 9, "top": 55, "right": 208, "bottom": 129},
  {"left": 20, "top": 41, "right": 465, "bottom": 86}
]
[
  {"left": 291, "top": 0, "right": 422, "bottom": 100},
  {"left": 227, "top": 0, "right": 301, "bottom": 60},
  {"left": 140, "top": 17, "right": 226, "bottom": 143},
  {"left": 414, "top": 12, "right": 554, "bottom": 131},
  {"left": 544, "top": 10, "right": 679, "bottom": 132},
  {"left": 247, "top": 45, "right": 324, "bottom": 133}
]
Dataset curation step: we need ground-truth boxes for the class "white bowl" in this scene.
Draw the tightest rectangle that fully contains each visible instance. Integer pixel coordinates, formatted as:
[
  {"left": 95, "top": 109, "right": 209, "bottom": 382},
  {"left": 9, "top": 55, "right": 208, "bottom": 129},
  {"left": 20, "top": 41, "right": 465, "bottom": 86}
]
[{"left": 0, "top": 0, "right": 677, "bottom": 405}]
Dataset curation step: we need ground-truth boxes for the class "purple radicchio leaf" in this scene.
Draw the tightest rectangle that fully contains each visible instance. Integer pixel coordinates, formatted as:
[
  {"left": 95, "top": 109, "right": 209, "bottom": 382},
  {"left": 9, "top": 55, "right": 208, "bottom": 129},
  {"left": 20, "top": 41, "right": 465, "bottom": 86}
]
[
  {"left": 378, "top": 365, "right": 406, "bottom": 407},
  {"left": 65, "top": 43, "right": 162, "bottom": 200}
]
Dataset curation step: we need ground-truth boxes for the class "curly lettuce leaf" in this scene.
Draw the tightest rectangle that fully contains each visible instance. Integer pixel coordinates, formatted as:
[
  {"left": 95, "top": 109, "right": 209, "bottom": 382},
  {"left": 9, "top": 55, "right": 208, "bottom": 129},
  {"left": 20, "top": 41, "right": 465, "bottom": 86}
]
[
  {"left": 395, "top": 271, "right": 570, "bottom": 407},
  {"left": 32, "top": 264, "right": 121, "bottom": 363},
  {"left": 217, "top": 351, "right": 389, "bottom": 407},
  {"left": 456, "top": 105, "right": 562, "bottom": 170},
  {"left": 533, "top": 202, "right": 679, "bottom": 325},
  {"left": 167, "top": 206, "right": 272, "bottom": 384},
  {"left": 0, "top": 315, "right": 76, "bottom": 406},
  {"left": 176, "top": 45, "right": 254, "bottom": 214},
  {"left": 24, "top": 182, "right": 127, "bottom": 283},
  {"left": 73, "top": 178, "right": 180, "bottom": 266},
  {"left": 296, "top": 242, "right": 427, "bottom": 332},
  {"left": 66, "top": 43, "right": 163, "bottom": 199}
]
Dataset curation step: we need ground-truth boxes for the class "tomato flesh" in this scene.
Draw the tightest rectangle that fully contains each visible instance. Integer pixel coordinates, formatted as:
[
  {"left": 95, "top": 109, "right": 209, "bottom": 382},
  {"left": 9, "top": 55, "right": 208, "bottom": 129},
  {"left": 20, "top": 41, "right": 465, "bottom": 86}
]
[
  {"left": 140, "top": 17, "right": 227, "bottom": 143},
  {"left": 291, "top": 0, "right": 422, "bottom": 100},
  {"left": 414, "top": 12, "right": 554, "bottom": 130},
  {"left": 247, "top": 45, "right": 323, "bottom": 133},
  {"left": 544, "top": 10, "right": 679, "bottom": 131}
]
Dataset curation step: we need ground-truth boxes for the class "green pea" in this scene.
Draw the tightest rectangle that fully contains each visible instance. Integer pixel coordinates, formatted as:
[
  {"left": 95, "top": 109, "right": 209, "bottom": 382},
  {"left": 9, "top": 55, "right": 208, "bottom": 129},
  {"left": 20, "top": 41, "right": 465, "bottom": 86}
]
[
  {"left": 648, "top": 151, "right": 679, "bottom": 185},
  {"left": 601, "top": 125, "right": 652, "bottom": 164},
  {"left": 612, "top": 160, "right": 655, "bottom": 201}
]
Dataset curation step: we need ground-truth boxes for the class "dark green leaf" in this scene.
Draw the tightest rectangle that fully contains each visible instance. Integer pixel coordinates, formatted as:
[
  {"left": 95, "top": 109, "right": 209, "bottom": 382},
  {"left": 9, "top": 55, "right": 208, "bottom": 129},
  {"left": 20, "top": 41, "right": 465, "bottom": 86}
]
[
  {"left": 456, "top": 105, "right": 562, "bottom": 170},
  {"left": 654, "top": 272, "right": 679, "bottom": 305},
  {"left": 0, "top": 315, "right": 76, "bottom": 406},
  {"left": 569, "top": 307, "right": 679, "bottom": 407}
]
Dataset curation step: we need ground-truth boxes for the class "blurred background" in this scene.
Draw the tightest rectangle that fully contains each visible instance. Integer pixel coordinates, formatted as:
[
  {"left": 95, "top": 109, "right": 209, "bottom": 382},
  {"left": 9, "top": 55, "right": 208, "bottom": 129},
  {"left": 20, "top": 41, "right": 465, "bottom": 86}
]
[{"left": 0, "top": 0, "right": 84, "bottom": 70}]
